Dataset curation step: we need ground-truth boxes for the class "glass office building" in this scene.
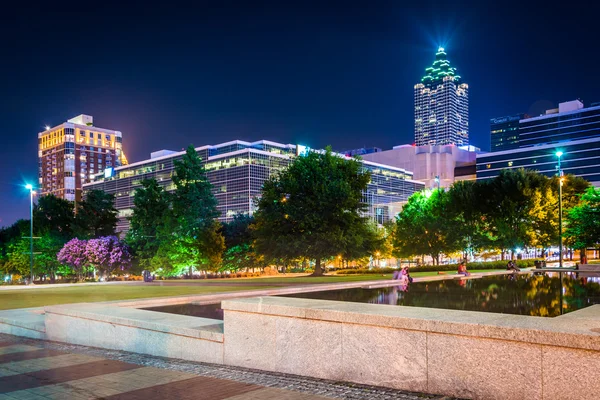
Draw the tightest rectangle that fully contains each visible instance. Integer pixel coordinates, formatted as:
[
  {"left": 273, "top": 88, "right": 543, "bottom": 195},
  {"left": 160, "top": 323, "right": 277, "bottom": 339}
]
[
  {"left": 480, "top": 100, "right": 600, "bottom": 185},
  {"left": 476, "top": 137, "right": 600, "bottom": 185},
  {"left": 518, "top": 101, "right": 600, "bottom": 148},
  {"left": 490, "top": 114, "right": 526, "bottom": 152},
  {"left": 84, "top": 140, "right": 424, "bottom": 233}
]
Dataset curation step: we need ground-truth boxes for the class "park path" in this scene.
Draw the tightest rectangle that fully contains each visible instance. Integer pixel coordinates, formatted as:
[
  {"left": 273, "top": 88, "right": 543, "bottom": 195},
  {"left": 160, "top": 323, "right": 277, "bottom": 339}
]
[{"left": 0, "top": 333, "right": 451, "bottom": 400}]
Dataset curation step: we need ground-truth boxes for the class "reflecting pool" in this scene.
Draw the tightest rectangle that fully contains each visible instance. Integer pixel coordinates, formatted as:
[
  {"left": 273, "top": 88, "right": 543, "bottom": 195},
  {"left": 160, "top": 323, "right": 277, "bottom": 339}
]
[
  {"left": 282, "top": 273, "right": 600, "bottom": 317},
  {"left": 142, "top": 302, "right": 223, "bottom": 320}
]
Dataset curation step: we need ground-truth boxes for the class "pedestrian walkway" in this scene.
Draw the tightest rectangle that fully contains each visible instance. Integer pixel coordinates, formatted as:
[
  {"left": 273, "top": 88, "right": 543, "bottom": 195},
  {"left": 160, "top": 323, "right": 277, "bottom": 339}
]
[{"left": 0, "top": 334, "right": 450, "bottom": 400}]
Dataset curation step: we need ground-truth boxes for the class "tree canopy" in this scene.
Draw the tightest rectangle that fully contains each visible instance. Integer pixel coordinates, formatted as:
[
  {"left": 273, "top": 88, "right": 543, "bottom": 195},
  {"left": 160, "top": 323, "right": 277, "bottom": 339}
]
[{"left": 253, "top": 148, "right": 375, "bottom": 275}]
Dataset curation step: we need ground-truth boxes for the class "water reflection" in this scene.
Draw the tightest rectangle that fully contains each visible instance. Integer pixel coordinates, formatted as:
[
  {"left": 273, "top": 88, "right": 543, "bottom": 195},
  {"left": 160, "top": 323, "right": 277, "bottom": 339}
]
[{"left": 283, "top": 273, "right": 600, "bottom": 317}]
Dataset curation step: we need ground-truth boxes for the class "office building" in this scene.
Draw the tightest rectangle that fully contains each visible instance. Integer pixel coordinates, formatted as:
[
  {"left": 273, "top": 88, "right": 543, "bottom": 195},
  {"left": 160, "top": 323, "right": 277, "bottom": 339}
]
[
  {"left": 363, "top": 144, "right": 478, "bottom": 190},
  {"left": 479, "top": 100, "right": 600, "bottom": 184},
  {"left": 476, "top": 137, "right": 600, "bottom": 185},
  {"left": 38, "top": 115, "right": 127, "bottom": 202},
  {"left": 490, "top": 114, "right": 527, "bottom": 152},
  {"left": 414, "top": 47, "right": 469, "bottom": 147},
  {"left": 341, "top": 147, "right": 382, "bottom": 157},
  {"left": 84, "top": 140, "right": 423, "bottom": 232}
]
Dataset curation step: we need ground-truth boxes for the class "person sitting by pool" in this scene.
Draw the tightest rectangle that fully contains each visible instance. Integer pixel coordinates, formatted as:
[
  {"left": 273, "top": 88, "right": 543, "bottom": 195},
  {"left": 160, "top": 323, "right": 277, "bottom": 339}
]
[
  {"left": 401, "top": 267, "right": 413, "bottom": 283},
  {"left": 506, "top": 260, "right": 520, "bottom": 272},
  {"left": 457, "top": 262, "right": 471, "bottom": 276}
]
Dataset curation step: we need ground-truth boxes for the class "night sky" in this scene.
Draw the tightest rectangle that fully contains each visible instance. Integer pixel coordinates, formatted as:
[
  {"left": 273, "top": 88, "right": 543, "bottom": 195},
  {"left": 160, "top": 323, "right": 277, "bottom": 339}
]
[{"left": 1, "top": 1, "right": 599, "bottom": 226}]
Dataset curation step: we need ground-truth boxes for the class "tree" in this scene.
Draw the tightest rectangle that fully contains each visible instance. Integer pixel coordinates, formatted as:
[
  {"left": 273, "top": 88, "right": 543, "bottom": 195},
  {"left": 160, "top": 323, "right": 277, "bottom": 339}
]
[
  {"left": 483, "top": 169, "right": 547, "bottom": 259},
  {"left": 393, "top": 189, "right": 460, "bottom": 265},
  {"left": 33, "top": 194, "right": 75, "bottom": 239},
  {"left": 75, "top": 190, "right": 118, "bottom": 238},
  {"left": 57, "top": 238, "right": 89, "bottom": 281},
  {"left": 126, "top": 179, "right": 171, "bottom": 271},
  {"left": 156, "top": 145, "right": 224, "bottom": 274},
  {"left": 565, "top": 187, "right": 600, "bottom": 257},
  {"left": 85, "top": 236, "right": 132, "bottom": 278},
  {"left": 447, "top": 180, "right": 491, "bottom": 258},
  {"left": 221, "top": 214, "right": 264, "bottom": 272},
  {"left": 253, "top": 148, "right": 373, "bottom": 276}
]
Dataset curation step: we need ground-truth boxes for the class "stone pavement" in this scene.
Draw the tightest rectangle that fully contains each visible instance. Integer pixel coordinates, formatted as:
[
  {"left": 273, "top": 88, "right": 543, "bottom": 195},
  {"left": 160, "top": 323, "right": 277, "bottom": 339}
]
[{"left": 0, "top": 334, "right": 454, "bottom": 400}]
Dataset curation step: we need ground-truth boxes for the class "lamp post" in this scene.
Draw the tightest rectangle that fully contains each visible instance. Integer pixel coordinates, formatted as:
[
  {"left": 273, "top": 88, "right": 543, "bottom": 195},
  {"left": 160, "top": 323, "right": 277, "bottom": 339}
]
[
  {"left": 434, "top": 175, "right": 440, "bottom": 191},
  {"left": 556, "top": 152, "right": 564, "bottom": 268},
  {"left": 25, "top": 184, "right": 34, "bottom": 284}
]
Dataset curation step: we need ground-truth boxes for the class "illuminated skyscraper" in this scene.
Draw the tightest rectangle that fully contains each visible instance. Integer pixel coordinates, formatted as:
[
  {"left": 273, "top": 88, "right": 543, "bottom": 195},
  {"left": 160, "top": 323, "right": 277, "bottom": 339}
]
[
  {"left": 38, "top": 115, "right": 128, "bottom": 202},
  {"left": 414, "top": 47, "right": 469, "bottom": 146}
]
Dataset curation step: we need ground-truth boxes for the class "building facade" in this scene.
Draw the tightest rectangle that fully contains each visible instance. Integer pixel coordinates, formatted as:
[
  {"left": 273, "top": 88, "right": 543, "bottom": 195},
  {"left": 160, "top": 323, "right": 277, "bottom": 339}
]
[
  {"left": 38, "top": 115, "right": 127, "bottom": 202},
  {"left": 363, "top": 144, "right": 478, "bottom": 190},
  {"left": 480, "top": 100, "right": 600, "bottom": 184},
  {"left": 490, "top": 114, "right": 526, "bottom": 152},
  {"left": 414, "top": 47, "right": 469, "bottom": 147},
  {"left": 476, "top": 137, "right": 600, "bottom": 186},
  {"left": 84, "top": 140, "right": 423, "bottom": 233}
]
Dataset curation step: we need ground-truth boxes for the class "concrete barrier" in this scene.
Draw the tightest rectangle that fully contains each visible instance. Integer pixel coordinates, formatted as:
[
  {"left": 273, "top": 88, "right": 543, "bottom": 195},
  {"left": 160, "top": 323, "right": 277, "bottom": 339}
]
[{"left": 222, "top": 297, "right": 600, "bottom": 400}]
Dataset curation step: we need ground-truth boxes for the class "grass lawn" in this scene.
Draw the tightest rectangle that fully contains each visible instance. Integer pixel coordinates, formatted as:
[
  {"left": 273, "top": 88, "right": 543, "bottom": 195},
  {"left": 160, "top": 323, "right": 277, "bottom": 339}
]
[
  {"left": 0, "top": 269, "right": 505, "bottom": 310},
  {"left": 0, "top": 285, "right": 273, "bottom": 311}
]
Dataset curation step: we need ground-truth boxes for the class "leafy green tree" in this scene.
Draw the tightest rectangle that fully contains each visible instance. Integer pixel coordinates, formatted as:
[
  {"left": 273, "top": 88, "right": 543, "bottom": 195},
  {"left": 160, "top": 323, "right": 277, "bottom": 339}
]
[
  {"left": 156, "top": 145, "right": 224, "bottom": 274},
  {"left": 483, "top": 169, "right": 547, "bottom": 259},
  {"left": 565, "top": 187, "right": 600, "bottom": 257},
  {"left": 75, "top": 190, "right": 118, "bottom": 238},
  {"left": 253, "top": 148, "right": 372, "bottom": 276},
  {"left": 393, "top": 189, "right": 459, "bottom": 265},
  {"left": 126, "top": 179, "right": 171, "bottom": 271},
  {"left": 33, "top": 194, "right": 75, "bottom": 239},
  {"left": 447, "top": 180, "right": 491, "bottom": 258}
]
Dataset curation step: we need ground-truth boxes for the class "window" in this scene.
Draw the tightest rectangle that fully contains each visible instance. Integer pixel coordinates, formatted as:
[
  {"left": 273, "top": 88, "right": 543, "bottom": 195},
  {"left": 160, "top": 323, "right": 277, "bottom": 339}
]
[
  {"left": 89, "top": 132, "right": 93, "bottom": 137},
  {"left": 508, "top": 161, "right": 513, "bottom": 167},
  {"left": 486, "top": 164, "right": 491, "bottom": 169}
]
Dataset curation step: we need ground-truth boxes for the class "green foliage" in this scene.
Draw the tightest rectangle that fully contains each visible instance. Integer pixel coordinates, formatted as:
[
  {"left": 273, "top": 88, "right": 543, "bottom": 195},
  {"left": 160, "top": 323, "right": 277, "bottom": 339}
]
[
  {"left": 253, "top": 147, "right": 374, "bottom": 276},
  {"left": 34, "top": 194, "right": 75, "bottom": 239},
  {"left": 75, "top": 190, "right": 118, "bottom": 238},
  {"left": 394, "top": 189, "right": 460, "bottom": 264},
  {"left": 126, "top": 179, "right": 171, "bottom": 270},
  {"left": 156, "top": 145, "right": 224, "bottom": 274},
  {"left": 565, "top": 187, "right": 600, "bottom": 250}
]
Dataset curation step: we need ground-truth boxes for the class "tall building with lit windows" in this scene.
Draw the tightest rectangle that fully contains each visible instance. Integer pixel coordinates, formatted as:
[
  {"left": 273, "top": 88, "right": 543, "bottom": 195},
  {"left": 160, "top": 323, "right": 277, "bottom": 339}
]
[
  {"left": 38, "top": 115, "right": 128, "bottom": 202},
  {"left": 414, "top": 47, "right": 469, "bottom": 146},
  {"left": 83, "top": 140, "right": 423, "bottom": 233}
]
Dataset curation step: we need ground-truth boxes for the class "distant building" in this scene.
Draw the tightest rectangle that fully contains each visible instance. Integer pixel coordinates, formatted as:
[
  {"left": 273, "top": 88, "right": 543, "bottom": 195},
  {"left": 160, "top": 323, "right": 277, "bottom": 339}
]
[
  {"left": 38, "top": 115, "right": 127, "bottom": 202},
  {"left": 341, "top": 147, "right": 382, "bottom": 157},
  {"left": 490, "top": 114, "right": 527, "bottom": 152},
  {"left": 414, "top": 47, "right": 469, "bottom": 147},
  {"left": 480, "top": 100, "right": 600, "bottom": 185},
  {"left": 84, "top": 140, "right": 424, "bottom": 233},
  {"left": 363, "top": 144, "right": 478, "bottom": 190},
  {"left": 476, "top": 137, "right": 600, "bottom": 186}
]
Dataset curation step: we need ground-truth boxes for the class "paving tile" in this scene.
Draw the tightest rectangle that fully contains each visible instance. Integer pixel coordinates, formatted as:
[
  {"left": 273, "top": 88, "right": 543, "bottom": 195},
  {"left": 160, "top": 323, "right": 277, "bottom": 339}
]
[
  {"left": 0, "top": 349, "right": 64, "bottom": 364},
  {"left": 0, "top": 354, "right": 101, "bottom": 378},
  {"left": 103, "top": 376, "right": 262, "bottom": 400},
  {"left": 0, "top": 345, "right": 42, "bottom": 356},
  {"left": 0, "top": 360, "right": 141, "bottom": 394}
]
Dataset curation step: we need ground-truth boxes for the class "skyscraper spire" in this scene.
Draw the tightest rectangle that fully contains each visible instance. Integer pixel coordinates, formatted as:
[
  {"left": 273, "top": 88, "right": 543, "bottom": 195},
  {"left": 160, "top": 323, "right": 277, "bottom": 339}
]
[{"left": 414, "top": 47, "right": 469, "bottom": 146}]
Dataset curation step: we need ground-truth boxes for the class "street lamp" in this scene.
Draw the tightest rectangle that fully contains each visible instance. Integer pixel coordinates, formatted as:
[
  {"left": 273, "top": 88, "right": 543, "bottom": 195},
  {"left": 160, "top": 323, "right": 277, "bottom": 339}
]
[
  {"left": 556, "top": 151, "right": 564, "bottom": 268},
  {"left": 434, "top": 176, "right": 440, "bottom": 191},
  {"left": 25, "top": 184, "right": 35, "bottom": 284}
]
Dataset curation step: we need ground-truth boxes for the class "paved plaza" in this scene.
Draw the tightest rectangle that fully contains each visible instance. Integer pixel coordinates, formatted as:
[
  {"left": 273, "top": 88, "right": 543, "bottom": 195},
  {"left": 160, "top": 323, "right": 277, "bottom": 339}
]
[{"left": 0, "top": 333, "right": 453, "bottom": 400}]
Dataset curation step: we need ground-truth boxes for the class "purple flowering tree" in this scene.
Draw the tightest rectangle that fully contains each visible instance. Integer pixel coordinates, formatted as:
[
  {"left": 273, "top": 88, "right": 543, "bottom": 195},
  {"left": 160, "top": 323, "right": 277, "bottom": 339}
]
[
  {"left": 57, "top": 238, "right": 88, "bottom": 281},
  {"left": 85, "top": 236, "right": 132, "bottom": 278}
]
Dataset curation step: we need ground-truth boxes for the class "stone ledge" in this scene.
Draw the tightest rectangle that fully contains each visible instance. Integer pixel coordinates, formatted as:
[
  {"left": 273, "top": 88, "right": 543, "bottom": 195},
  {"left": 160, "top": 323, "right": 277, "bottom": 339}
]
[
  {"left": 44, "top": 303, "right": 224, "bottom": 342},
  {"left": 221, "top": 297, "right": 600, "bottom": 351}
]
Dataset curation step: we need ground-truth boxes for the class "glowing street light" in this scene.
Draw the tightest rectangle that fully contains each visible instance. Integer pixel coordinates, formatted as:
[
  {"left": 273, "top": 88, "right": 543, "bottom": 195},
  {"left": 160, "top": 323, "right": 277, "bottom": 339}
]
[
  {"left": 44, "top": 125, "right": 50, "bottom": 131},
  {"left": 25, "top": 184, "right": 35, "bottom": 284},
  {"left": 556, "top": 151, "right": 564, "bottom": 268}
]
